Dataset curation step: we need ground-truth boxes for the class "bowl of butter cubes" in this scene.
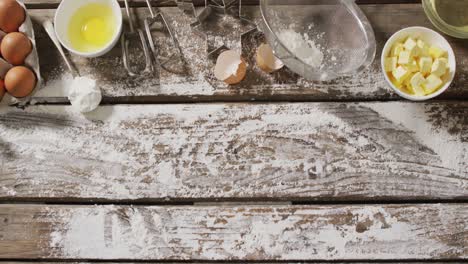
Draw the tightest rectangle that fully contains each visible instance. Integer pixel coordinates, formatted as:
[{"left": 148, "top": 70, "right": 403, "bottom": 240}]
[{"left": 381, "top": 26, "right": 456, "bottom": 101}]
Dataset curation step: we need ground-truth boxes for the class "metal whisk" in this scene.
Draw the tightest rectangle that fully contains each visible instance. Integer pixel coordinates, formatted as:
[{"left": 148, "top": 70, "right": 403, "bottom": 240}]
[
  {"left": 144, "top": 0, "right": 186, "bottom": 74},
  {"left": 121, "top": 0, "right": 153, "bottom": 76}
]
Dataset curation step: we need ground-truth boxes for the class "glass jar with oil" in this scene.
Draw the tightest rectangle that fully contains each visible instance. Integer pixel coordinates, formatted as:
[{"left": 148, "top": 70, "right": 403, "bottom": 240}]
[
  {"left": 422, "top": 0, "right": 468, "bottom": 39},
  {"left": 68, "top": 3, "right": 118, "bottom": 52}
]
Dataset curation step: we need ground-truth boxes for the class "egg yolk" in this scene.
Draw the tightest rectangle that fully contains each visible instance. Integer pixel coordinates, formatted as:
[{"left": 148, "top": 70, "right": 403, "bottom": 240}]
[
  {"left": 81, "top": 17, "right": 108, "bottom": 46},
  {"left": 67, "top": 3, "right": 116, "bottom": 53}
]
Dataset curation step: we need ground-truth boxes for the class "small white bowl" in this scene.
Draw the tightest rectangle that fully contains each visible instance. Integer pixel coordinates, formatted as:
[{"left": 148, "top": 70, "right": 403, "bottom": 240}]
[
  {"left": 381, "top": 26, "right": 456, "bottom": 101},
  {"left": 54, "top": 0, "right": 122, "bottom": 58}
]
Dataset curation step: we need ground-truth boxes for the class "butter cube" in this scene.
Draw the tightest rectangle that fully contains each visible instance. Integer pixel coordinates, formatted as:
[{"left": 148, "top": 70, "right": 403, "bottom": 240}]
[
  {"left": 418, "top": 57, "right": 433, "bottom": 76},
  {"left": 404, "top": 37, "right": 420, "bottom": 57},
  {"left": 392, "top": 66, "right": 410, "bottom": 84},
  {"left": 384, "top": 57, "right": 397, "bottom": 72},
  {"left": 429, "top": 45, "right": 447, "bottom": 59},
  {"left": 423, "top": 74, "right": 443, "bottom": 94},
  {"left": 398, "top": 50, "right": 412, "bottom": 65},
  {"left": 439, "top": 57, "right": 448, "bottom": 65},
  {"left": 391, "top": 43, "right": 404, "bottom": 57},
  {"left": 417, "top": 39, "right": 430, "bottom": 57},
  {"left": 410, "top": 72, "right": 426, "bottom": 96},
  {"left": 389, "top": 76, "right": 403, "bottom": 89},
  {"left": 403, "top": 73, "right": 413, "bottom": 90},
  {"left": 431, "top": 58, "right": 447, "bottom": 77},
  {"left": 407, "top": 60, "right": 419, "bottom": 72}
]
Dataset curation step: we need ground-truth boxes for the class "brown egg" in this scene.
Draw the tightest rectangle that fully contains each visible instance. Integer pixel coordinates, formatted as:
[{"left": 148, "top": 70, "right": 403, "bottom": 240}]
[
  {"left": 0, "top": 79, "right": 5, "bottom": 101},
  {"left": 5, "top": 66, "right": 36, "bottom": 98},
  {"left": 0, "top": 0, "right": 25, "bottom": 33},
  {"left": 1, "top": 32, "right": 31, "bottom": 65}
]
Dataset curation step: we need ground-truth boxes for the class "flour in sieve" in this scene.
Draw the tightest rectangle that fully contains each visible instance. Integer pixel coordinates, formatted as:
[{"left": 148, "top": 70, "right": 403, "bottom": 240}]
[{"left": 277, "top": 29, "right": 324, "bottom": 68}]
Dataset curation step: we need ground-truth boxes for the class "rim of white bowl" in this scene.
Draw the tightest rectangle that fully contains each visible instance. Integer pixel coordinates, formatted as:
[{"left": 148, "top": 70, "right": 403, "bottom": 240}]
[
  {"left": 381, "top": 26, "right": 456, "bottom": 101},
  {"left": 54, "top": 0, "right": 123, "bottom": 58}
]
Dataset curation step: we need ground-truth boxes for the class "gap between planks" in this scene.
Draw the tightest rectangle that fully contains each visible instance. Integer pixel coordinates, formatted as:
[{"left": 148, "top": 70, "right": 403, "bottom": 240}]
[
  {"left": 0, "top": 259, "right": 467, "bottom": 264},
  {"left": 1, "top": 199, "right": 468, "bottom": 206},
  {"left": 0, "top": 259, "right": 466, "bottom": 264}
]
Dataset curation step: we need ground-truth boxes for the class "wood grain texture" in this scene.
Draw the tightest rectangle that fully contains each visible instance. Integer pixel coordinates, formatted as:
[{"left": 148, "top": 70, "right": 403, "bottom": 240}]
[
  {"left": 1, "top": 102, "right": 467, "bottom": 202},
  {"left": 0, "top": 204, "right": 466, "bottom": 260},
  {"left": 21, "top": 0, "right": 422, "bottom": 9},
  {"left": 14, "top": 4, "right": 468, "bottom": 103},
  {"left": 2, "top": 263, "right": 458, "bottom": 264}
]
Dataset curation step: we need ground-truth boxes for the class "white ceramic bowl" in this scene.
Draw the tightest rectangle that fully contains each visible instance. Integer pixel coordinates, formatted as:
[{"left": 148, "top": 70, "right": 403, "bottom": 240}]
[
  {"left": 381, "top": 26, "right": 456, "bottom": 101},
  {"left": 54, "top": 0, "right": 122, "bottom": 58}
]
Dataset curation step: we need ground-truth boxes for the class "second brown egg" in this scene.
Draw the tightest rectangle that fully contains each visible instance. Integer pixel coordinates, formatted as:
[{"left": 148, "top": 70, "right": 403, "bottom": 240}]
[{"left": 1, "top": 32, "right": 31, "bottom": 65}]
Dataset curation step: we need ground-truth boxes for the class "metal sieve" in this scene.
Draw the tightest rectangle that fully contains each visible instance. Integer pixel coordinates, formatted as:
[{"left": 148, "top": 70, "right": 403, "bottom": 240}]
[{"left": 259, "top": 0, "right": 376, "bottom": 81}]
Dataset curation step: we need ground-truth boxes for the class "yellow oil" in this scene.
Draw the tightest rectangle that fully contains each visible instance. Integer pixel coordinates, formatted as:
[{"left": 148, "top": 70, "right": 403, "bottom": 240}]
[
  {"left": 68, "top": 3, "right": 117, "bottom": 53},
  {"left": 431, "top": 0, "right": 468, "bottom": 33}
]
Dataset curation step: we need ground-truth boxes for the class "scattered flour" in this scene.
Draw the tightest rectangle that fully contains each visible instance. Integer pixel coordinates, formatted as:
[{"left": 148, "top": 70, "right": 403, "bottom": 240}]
[
  {"left": 370, "top": 103, "right": 467, "bottom": 173},
  {"left": 46, "top": 205, "right": 452, "bottom": 260},
  {"left": 34, "top": 72, "right": 74, "bottom": 97}
]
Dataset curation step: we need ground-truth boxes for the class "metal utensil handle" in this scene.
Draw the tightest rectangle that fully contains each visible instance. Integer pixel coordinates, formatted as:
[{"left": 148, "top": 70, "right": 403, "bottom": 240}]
[
  {"left": 42, "top": 20, "right": 79, "bottom": 77},
  {"left": 138, "top": 29, "right": 154, "bottom": 74},
  {"left": 146, "top": 0, "right": 156, "bottom": 18},
  {"left": 159, "top": 12, "right": 177, "bottom": 46},
  {"left": 121, "top": 30, "right": 153, "bottom": 76},
  {"left": 124, "top": 0, "right": 135, "bottom": 32}
]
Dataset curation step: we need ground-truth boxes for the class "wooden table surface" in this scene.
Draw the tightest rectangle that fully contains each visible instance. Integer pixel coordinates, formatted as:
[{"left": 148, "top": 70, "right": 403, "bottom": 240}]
[{"left": 0, "top": 0, "right": 467, "bottom": 262}]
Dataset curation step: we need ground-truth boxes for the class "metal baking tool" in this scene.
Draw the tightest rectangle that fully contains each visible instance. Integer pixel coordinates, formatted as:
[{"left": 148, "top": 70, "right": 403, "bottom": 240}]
[
  {"left": 189, "top": 0, "right": 257, "bottom": 60},
  {"left": 259, "top": 0, "right": 376, "bottom": 81},
  {"left": 121, "top": 0, "right": 153, "bottom": 76},
  {"left": 144, "top": 0, "right": 186, "bottom": 74}
]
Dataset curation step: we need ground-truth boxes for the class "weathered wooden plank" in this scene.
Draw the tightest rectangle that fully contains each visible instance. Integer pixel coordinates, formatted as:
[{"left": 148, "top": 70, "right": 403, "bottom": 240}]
[
  {"left": 11, "top": 4, "right": 466, "bottom": 103},
  {"left": 0, "top": 204, "right": 466, "bottom": 260},
  {"left": 1, "top": 102, "right": 467, "bottom": 201},
  {"left": 0, "top": 260, "right": 456, "bottom": 264},
  {"left": 21, "top": 0, "right": 422, "bottom": 9}
]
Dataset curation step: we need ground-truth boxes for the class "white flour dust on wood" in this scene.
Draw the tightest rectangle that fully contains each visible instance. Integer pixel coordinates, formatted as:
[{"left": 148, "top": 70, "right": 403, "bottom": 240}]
[
  {"left": 46, "top": 205, "right": 459, "bottom": 260},
  {"left": 0, "top": 102, "right": 467, "bottom": 200}
]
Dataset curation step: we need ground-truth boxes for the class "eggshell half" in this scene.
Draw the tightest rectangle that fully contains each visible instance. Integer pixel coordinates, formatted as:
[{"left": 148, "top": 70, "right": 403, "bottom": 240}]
[
  {"left": 256, "top": 43, "right": 284, "bottom": 73},
  {"left": 214, "top": 50, "right": 247, "bottom": 85}
]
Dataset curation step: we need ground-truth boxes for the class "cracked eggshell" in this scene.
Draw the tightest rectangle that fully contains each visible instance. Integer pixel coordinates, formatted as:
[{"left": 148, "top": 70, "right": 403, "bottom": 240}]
[
  {"left": 214, "top": 50, "right": 247, "bottom": 85},
  {"left": 256, "top": 43, "right": 284, "bottom": 73}
]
